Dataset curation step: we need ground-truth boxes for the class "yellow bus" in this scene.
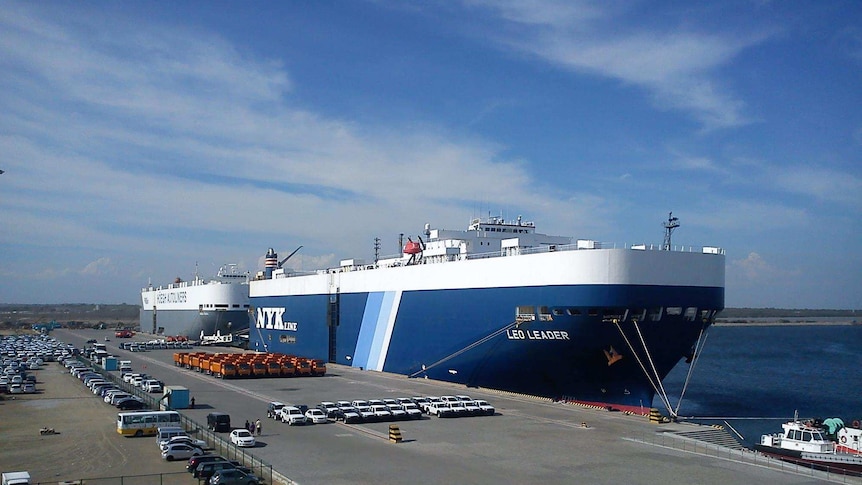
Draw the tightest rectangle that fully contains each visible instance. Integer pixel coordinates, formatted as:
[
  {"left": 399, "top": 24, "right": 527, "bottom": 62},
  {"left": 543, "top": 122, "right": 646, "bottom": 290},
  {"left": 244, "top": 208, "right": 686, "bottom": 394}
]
[{"left": 117, "top": 411, "right": 181, "bottom": 437}]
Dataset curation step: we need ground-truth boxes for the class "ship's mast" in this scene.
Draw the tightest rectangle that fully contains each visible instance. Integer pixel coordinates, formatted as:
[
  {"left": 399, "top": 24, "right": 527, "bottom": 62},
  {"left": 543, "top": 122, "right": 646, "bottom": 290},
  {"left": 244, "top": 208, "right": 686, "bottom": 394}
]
[{"left": 662, "top": 212, "right": 679, "bottom": 250}]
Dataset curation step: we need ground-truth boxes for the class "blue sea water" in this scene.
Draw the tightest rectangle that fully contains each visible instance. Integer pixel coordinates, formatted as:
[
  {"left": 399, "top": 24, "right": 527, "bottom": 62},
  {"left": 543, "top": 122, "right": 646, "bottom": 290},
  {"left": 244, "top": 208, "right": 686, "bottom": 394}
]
[{"left": 656, "top": 324, "right": 862, "bottom": 446}]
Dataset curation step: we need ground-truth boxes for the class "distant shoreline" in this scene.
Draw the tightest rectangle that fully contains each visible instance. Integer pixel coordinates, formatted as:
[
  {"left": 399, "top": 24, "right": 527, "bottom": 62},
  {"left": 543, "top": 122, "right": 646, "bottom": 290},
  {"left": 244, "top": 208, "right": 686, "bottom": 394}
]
[{"left": 714, "top": 320, "right": 858, "bottom": 327}]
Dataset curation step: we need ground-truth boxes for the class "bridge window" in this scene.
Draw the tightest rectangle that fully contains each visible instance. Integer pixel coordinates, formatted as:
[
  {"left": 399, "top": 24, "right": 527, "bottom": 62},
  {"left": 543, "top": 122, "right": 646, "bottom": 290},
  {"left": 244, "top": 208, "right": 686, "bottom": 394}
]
[{"left": 566, "top": 308, "right": 581, "bottom": 316}]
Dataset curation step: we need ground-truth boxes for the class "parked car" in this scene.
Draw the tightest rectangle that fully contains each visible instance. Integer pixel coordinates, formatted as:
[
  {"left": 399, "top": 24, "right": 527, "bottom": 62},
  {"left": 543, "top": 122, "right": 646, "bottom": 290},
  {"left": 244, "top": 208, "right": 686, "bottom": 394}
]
[
  {"left": 473, "top": 399, "right": 496, "bottom": 416},
  {"left": 229, "top": 429, "right": 256, "bottom": 447},
  {"left": 333, "top": 405, "right": 361, "bottom": 424},
  {"left": 353, "top": 405, "right": 375, "bottom": 421},
  {"left": 160, "top": 435, "right": 207, "bottom": 451},
  {"left": 369, "top": 404, "right": 392, "bottom": 421},
  {"left": 279, "top": 406, "right": 307, "bottom": 425},
  {"left": 426, "top": 400, "right": 455, "bottom": 418},
  {"left": 421, "top": 396, "right": 442, "bottom": 414},
  {"left": 195, "top": 461, "right": 247, "bottom": 481},
  {"left": 187, "top": 454, "right": 226, "bottom": 473},
  {"left": 208, "top": 468, "right": 260, "bottom": 485},
  {"left": 108, "top": 392, "right": 133, "bottom": 405},
  {"left": 116, "top": 397, "right": 147, "bottom": 410},
  {"left": 305, "top": 408, "right": 328, "bottom": 424},
  {"left": 317, "top": 401, "right": 339, "bottom": 419},
  {"left": 400, "top": 402, "right": 423, "bottom": 420},
  {"left": 266, "top": 401, "right": 285, "bottom": 419},
  {"left": 207, "top": 412, "right": 231, "bottom": 432},
  {"left": 142, "top": 379, "right": 163, "bottom": 393},
  {"left": 162, "top": 442, "right": 204, "bottom": 461},
  {"left": 386, "top": 404, "right": 408, "bottom": 420}
]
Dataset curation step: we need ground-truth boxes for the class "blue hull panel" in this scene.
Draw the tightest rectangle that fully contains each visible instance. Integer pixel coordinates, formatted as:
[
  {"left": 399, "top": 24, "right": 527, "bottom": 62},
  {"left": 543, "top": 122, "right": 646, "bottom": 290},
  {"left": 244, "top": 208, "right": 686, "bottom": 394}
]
[{"left": 251, "top": 284, "right": 723, "bottom": 407}]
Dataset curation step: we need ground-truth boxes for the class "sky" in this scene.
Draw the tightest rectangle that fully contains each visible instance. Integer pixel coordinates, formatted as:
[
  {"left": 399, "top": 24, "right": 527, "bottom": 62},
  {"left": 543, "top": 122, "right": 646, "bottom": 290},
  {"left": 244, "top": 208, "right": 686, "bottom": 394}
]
[{"left": 0, "top": 1, "right": 860, "bottom": 309}]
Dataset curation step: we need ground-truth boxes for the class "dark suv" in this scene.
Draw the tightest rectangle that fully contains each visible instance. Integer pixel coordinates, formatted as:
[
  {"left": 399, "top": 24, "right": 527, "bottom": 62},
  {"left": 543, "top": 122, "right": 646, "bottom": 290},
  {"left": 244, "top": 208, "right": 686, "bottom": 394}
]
[
  {"left": 194, "top": 461, "right": 251, "bottom": 481},
  {"left": 206, "top": 412, "right": 231, "bottom": 432},
  {"left": 187, "top": 454, "right": 225, "bottom": 473},
  {"left": 209, "top": 468, "right": 260, "bottom": 485}
]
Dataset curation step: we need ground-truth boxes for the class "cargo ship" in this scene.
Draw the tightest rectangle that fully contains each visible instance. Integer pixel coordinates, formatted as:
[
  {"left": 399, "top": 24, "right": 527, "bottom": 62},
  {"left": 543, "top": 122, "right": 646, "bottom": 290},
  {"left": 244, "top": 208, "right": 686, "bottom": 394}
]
[
  {"left": 140, "top": 264, "right": 251, "bottom": 339},
  {"left": 249, "top": 214, "right": 725, "bottom": 413}
]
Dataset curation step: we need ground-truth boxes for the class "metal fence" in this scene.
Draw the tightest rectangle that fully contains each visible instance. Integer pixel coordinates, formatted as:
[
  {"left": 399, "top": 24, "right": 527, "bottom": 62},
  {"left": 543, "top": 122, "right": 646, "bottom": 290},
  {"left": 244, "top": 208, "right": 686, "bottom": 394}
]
[
  {"left": 36, "top": 472, "right": 192, "bottom": 484},
  {"left": 627, "top": 431, "right": 862, "bottom": 485}
]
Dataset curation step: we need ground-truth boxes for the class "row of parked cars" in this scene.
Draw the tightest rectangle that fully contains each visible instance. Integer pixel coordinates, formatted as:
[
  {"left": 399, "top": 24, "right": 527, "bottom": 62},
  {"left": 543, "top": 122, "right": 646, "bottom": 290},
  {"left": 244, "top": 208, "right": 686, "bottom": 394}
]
[
  {"left": 63, "top": 358, "right": 149, "bottom": 410},
  {"left": 119, "top": 340, "right": 193, "bottom": 351},
  {"left": 266, "top": 394, "right": 497, "bottom": 425},
  {"left": 149, "top": 426, "right": 260, "bottom": 485}
]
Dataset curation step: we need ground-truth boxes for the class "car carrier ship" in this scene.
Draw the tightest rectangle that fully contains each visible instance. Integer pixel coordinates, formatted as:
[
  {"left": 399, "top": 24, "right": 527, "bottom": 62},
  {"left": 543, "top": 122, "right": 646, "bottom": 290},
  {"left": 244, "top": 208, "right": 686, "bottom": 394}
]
[
  {"left": 249, "top": 214, "right": 725, "bottom": 414},
  {"left": 140, "top": 264, "right": 251, "bottom": 339}
]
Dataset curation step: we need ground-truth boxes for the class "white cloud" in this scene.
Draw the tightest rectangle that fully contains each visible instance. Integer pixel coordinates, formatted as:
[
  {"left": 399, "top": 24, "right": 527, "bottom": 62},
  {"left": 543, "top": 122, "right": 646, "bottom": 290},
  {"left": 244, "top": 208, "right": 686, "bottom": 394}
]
[
  {"left": 729, "top": 251, "right": 800, "bottom": 285},
  {"left": 774, "top": 166, "right": 862, "bottom": 207},
  {"left": 464, "top": 0, "right": 767, "bottom": 129},
  {"left": 80, "top": 257, "right": 114, "bottom": 276},
  {"left": 0, "top": 4, "right": 611, "bottom": 290}
]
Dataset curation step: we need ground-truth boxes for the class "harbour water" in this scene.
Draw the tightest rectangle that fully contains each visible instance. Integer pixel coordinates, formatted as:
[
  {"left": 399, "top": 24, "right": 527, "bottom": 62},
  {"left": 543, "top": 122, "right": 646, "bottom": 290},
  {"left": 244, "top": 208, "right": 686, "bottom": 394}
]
[{"left": 659, "top": 323, "right": 862, "bottom": 446}]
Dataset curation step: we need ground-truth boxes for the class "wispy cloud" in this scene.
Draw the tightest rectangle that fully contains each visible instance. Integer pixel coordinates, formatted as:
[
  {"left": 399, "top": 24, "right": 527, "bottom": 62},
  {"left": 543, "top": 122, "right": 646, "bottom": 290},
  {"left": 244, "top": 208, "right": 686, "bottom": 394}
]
[
  {"left": 774, "top": 166, "right": 862, "bottom": 207},
  {"left": 464, "top": 0, "right": 769, "bottom": 129},
  {"left": 0, "top": 4, "right": 606, "bottom": 277},
  {"left": 728, "top": 251, "right": 801, "bottom": 291},
  {"left": 80, "top": 257, "right": 114, "bottom": 276}
]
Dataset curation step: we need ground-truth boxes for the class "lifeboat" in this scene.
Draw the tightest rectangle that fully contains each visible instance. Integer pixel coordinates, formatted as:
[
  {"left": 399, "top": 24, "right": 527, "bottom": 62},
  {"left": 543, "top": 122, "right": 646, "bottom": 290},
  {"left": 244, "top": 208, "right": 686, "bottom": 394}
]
[{"left": 403, "top": 239, "right": 422, "bottom": 255}]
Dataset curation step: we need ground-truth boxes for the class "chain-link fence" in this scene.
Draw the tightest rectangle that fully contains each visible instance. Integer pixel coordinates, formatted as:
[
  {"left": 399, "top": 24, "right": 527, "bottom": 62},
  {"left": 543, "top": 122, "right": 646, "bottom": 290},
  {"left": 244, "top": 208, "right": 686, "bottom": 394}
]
[{"left": 36, "top": 471, "right": 193, "bottom": 484}]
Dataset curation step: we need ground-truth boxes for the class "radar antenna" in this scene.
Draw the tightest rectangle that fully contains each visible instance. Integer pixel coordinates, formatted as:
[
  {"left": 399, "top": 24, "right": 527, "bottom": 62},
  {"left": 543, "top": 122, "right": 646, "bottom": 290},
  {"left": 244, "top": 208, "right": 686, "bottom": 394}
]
[{"left": 662, "top": 212, "right": 680, "bottom": 250}]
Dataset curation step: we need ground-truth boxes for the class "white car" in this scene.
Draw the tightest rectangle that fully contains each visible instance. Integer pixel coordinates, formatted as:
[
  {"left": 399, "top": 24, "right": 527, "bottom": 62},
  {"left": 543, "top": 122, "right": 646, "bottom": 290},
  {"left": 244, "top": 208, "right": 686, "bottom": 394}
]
[
  {"left": 160, "top": 435, "right": 207, "bottom": 451},
  {"left": 279, "top": 406, "right": 307, "bottom": 426},
  {"left": 400, "top": 402, "right": 423, "bottom": 419},
  {"left": 474, "top": 399, "right": 496, "bottom": 416},
  {"left": 305, "top": 408, "right": 328, "bottom": 424},
  {"left": 421, "top": 396, "right": 442, "bottom": 414},
  {"left": 123, "top": 373, "right": 141, "bottom": 383},
  {"left": 426, "top": 400, "right": 455, "bottom": 418},
  {"left": 229, "top": 429, "right": 256, "bottom": 447},
  {"left": 142, "top": 380, "right": 163, "bottom": 393},
  {"left": 108, "top": 392, "right": 133, "bottom": 405},
  {"left": 161, "top": 442, "right": 203, "bottom": 461}
]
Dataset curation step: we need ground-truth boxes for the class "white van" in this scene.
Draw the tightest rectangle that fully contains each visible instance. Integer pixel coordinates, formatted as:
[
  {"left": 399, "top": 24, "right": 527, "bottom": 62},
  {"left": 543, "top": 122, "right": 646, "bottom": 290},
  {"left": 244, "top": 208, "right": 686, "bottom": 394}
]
[{"left": 155, "top": 427, "right": 187, "bottom": 449}]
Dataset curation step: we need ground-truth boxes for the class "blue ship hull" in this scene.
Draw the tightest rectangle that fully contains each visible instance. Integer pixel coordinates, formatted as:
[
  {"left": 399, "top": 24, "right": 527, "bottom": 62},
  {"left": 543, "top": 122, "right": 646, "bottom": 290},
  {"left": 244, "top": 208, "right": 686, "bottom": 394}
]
[{"left": 250, "top": 283, "right": 723, "bottom": 408}]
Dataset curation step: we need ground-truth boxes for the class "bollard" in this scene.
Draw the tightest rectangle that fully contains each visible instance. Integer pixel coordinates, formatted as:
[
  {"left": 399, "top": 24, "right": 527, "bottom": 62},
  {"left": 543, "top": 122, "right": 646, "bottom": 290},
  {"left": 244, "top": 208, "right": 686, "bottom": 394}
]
[
  {"left": 389, "top": 424, "right": 403, "bottom": 443},
  {"left": 648, "top": 408, "right": 664, "bottom": 424}
]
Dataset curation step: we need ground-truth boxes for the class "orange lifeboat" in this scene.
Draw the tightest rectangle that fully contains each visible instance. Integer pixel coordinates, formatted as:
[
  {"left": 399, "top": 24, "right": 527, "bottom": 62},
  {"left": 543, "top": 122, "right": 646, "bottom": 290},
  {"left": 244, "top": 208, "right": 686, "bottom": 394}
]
[{"left": 403, "top": 238, "right": 422, "bottom": 255}]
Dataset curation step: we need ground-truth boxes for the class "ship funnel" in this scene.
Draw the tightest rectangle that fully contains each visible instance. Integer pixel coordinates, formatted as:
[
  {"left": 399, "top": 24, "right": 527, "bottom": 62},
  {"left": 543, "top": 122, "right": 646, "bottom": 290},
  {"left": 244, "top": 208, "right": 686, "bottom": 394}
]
[{"left": 264, "top": 248, "right": 278, "bottom": 279}]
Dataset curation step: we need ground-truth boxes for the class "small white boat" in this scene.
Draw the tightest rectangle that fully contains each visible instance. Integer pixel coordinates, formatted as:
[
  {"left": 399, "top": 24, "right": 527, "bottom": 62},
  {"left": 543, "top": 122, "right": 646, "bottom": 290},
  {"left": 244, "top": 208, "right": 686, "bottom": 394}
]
[{"left": 755, "top": 414, "right": 862, "bottom": 476}]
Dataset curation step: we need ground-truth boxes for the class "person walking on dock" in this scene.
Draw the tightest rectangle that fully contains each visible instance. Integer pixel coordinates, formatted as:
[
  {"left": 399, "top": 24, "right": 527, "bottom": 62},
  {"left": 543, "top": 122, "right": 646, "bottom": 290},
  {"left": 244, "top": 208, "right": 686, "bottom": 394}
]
[
  {"left": 255, "top": 418, "right": 262, "bottom": 436},
  {"left": 245, "top": 419, "right": 250, "bottom": 432}
]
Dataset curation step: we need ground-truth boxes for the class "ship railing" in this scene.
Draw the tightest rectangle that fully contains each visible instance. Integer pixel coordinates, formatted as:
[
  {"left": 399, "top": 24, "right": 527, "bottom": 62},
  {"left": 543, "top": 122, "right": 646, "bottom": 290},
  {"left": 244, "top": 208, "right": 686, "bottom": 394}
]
[
  {"left": 269, "top": 242, "right": 725, "bottom": 279},
  {"left": 465, "top": 242, "right": 724, "bottom": 260}
]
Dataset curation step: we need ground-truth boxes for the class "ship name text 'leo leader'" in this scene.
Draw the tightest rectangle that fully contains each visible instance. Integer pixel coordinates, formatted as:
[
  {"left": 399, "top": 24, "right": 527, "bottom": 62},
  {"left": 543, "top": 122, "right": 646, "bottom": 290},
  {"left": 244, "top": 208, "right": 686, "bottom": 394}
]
[{"left": 248, "top": 213, "right": 724, "bottom": 415}]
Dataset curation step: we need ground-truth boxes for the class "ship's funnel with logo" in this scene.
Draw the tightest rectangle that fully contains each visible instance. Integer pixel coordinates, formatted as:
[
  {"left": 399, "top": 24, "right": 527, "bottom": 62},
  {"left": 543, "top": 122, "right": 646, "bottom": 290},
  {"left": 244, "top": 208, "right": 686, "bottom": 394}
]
[{"left": 264, "top": 248, "right": 278, "bottom": 279}]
